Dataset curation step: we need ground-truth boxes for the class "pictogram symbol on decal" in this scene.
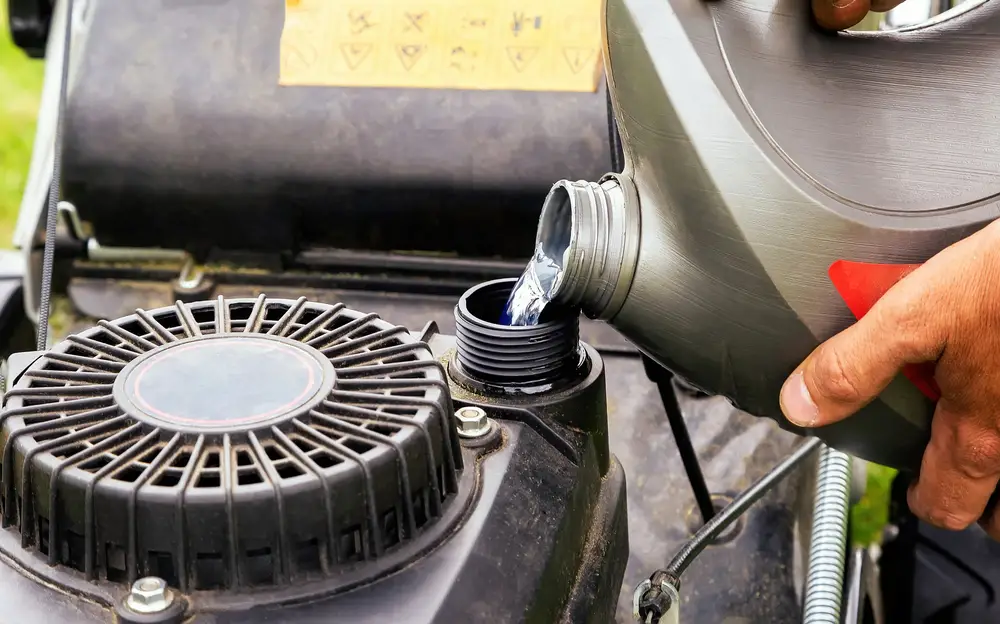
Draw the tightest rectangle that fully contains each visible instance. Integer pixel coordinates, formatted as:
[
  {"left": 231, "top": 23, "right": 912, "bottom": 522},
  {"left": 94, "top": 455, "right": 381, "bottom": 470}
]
[
  {"left": 396, "top": 44, "right": 426, "bottom": 70},
  {"left": 563, "top": 47, "right": 596, "bottom": 74},
  {"left": 449, "top": 45, "right": 477, "bottom": 72},
  {"left": 463, "top": 16, "right": 488, "bottom": 28},
  {"left": 506, "top": 47, "right": 538, "bottom": 72},
  {"left": 348, "top": 10, "right": 376, "bottom": 35},
  {"left": 282, "top": 41, "right": 318, "bottom": 72},
  {"left": 403, "top": 11, "right": 426, "bottom": 32},
  {"left": 341, "top": 43, "right": 373, "bottom": 70},
  {"left": 510, "top": 12, "right": 542, "bottom": 36}
]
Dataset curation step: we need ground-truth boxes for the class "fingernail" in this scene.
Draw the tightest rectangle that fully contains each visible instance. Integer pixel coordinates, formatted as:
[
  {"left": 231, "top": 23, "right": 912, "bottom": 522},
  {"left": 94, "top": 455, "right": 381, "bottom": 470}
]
[{"left": 780, "top": 371, "right": 820, "bottom": 427}]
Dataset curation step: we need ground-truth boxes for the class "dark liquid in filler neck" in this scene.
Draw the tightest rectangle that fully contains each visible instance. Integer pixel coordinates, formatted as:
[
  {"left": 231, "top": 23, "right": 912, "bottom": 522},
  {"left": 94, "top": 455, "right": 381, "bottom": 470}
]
[{"left": 500, "top": 242, "right": 563, "bottom": 326}]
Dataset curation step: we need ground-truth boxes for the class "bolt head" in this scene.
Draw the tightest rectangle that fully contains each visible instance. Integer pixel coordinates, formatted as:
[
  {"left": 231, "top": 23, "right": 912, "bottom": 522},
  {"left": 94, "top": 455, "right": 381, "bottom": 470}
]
[
  {"left": 455, "top": 406, "right": 492, "bottom": 438},
  {"left": 126, "top": 576, "right": 173, "bottom": 614}
]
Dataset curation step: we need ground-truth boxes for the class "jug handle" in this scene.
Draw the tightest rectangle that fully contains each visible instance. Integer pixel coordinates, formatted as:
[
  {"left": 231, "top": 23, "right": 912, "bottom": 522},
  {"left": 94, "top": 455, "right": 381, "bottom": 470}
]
[
  {"left": 828, "top": 261, "right": 940, "bottom": 402},
  {"left": 827, "top": 260, "right": 1000, "bottom": 526},
  {"left": 858, "top": 0, "right": 989, "bottom": 33},
  {"left": 822, "top": 0, "right": 998, "bottom": 47}
]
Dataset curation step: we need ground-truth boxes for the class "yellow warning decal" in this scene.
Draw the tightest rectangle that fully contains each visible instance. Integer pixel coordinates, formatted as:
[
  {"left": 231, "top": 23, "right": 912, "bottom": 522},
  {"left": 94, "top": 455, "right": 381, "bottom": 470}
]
[{"left": 279, "top": 0, "right": 603, "bottom": 92}]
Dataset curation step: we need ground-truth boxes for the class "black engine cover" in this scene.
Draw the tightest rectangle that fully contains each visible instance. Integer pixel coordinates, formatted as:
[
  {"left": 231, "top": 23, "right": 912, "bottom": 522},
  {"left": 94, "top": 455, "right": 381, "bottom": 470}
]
[
  {"left": 212, "top": 422, "right": 628, "bottom": 624},
  {"left": 0, "top": 301, "right": 627, "bottom": 623},
  {"left": 61, "top": 0, "right": 611, "bottom": 259}
]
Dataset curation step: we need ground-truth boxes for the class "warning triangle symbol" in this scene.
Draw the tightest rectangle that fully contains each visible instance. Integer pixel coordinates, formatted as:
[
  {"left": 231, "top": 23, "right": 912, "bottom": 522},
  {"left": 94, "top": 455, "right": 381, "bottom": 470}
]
[
  {"left": 341, "top": 43, "right": 372, "bottom": 70},
  {"left": 563, "top": 47, "right": 596, "bottom": 74},
  {"left": 396, "top": 44, "right": 426, "bottom": 71},
  {"left": 282, "top": 41, "right": 318, "bottom": 72},
  {"left": 506, "top": 46, "right": 538, "bottom": 72}
]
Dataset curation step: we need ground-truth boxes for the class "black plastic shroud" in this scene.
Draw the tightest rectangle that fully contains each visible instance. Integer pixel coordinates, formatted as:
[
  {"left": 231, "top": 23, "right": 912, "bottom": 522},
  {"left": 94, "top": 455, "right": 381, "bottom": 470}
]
[
  {"left": 0, "top": 296, "right": 627, "bottom": 623},
  {"left": 0, "top": 296, "right": 465, "bottom": 598}
]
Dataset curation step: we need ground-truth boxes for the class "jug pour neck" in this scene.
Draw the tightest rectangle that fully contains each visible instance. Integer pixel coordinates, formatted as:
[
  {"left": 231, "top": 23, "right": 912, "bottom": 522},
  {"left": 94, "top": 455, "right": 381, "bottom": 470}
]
[{"left": 537, "top": 174, "right": 641, "bottom": 321}]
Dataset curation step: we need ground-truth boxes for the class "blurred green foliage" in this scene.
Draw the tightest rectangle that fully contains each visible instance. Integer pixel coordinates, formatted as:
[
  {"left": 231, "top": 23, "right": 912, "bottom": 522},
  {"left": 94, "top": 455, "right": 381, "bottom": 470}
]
[{"left": 0, "top": 4, "right": 44, "bottom": 247}]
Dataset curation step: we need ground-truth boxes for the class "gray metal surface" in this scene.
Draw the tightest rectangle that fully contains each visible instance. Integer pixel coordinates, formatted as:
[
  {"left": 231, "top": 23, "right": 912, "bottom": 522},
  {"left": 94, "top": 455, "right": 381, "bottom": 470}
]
[
  {"left": 715, "top": 0, "right": 997, "bottom": 213},
  {"left": 608, "top": 367, "right": 807, "bottom": 623},
  {"left": 0, "top": 548, "right": 110, "bottom": 622},
  {"left": 577, "top": 0, "right": 1000, "bottom": 469},
  {"left": 61, "top": 281, "right": 809, "bottom": 623}
]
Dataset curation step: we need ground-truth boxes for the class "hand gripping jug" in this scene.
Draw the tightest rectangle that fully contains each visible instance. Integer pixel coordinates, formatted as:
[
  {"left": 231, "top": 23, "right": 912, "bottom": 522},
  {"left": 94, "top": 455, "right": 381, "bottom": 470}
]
[{"left": 535, "top": 0, "right": 1000, "bottom": 469}]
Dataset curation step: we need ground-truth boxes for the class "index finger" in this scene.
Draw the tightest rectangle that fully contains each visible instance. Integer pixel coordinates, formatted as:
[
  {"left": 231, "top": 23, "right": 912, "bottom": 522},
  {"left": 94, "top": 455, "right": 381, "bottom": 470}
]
[{"left": 908, "top": 402, "right": 1000, "bottom": 531}]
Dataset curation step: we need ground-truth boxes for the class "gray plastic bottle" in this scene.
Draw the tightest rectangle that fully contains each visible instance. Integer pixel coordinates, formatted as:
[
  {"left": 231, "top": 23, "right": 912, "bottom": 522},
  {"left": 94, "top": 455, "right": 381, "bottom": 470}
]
[{"left": 540, "top": 0, "right": 1000, "bottom": 469}]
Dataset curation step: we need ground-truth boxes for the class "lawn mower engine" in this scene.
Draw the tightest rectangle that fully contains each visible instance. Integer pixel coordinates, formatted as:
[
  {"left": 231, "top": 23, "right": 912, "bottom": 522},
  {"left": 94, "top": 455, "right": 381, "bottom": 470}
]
[
  {"left": 3, "top": 0, "right": 827, "bottom": 622},
  {"left": 0, "top": 284, "right": 627, "bottom": 623}
]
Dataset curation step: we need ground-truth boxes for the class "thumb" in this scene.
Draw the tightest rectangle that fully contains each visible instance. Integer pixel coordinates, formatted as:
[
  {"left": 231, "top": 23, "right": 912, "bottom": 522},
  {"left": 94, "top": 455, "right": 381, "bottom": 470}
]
[{"left": 780, "top": 301, "right": 946, "bottom": 428}]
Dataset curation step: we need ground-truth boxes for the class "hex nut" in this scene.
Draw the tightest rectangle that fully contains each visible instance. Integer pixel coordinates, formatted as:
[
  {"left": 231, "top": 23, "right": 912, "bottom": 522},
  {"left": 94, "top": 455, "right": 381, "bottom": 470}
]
[
  {"left": 455, "top": 406, "right": 493, "bottom": 438},
  {"left": 126, "top": 576, "right": 174, "bottom": 614}
]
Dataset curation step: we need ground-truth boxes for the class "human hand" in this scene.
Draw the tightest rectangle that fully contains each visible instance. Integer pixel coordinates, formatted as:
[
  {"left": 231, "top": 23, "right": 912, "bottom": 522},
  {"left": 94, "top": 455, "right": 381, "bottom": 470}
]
[
  {"left": 812, "top": 0, "right": 905, "bottom": 31},
  {"left": 779, "top": 219, "right": 1000, "bottom": 537}
]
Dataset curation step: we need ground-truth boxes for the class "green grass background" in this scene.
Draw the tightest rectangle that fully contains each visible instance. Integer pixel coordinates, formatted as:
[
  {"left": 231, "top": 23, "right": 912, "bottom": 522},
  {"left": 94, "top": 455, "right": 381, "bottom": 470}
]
[
  {"left": 0, "top": 5, "right": 43, "bottom": 247},
  {"left": 0, "top": 10, "right": 895, "bottom": 544},
  {"left": 854, "top": 464, "right": 896, "bottom": 545}
]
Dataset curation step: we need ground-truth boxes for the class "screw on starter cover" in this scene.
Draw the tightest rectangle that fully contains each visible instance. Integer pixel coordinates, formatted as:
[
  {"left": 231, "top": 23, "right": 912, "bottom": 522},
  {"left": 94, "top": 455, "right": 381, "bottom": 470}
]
[
  {"left": 117, "top": 575, "right": 187, "bottom": 624},
  {"left": 454, "top": 406, "right": 493, "bottom": 438},
  {"left": 127, "top": 577, "right": 173, "bottom": 614}
]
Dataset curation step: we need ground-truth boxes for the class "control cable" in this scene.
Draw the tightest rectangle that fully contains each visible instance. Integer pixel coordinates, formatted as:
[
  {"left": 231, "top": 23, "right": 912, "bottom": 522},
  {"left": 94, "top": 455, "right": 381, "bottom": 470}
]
[
  {"left": 634, "top": 437, "right": 823, "bottom": 623},
  {"left": 36, "top": 0, "right": 75, "bottom": 351}
]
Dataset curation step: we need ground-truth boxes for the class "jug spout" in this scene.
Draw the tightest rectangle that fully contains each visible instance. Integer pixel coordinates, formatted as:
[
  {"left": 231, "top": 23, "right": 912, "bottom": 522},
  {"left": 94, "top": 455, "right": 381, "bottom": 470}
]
[{"left": 537, "top": 175, "right": 641, "bottom": 322}]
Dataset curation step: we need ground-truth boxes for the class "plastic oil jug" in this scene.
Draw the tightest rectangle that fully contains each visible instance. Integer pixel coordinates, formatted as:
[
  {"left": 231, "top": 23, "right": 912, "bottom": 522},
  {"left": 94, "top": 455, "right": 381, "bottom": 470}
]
[{"left": 525, "top": 0, "right": 1000, "bottom": 469}]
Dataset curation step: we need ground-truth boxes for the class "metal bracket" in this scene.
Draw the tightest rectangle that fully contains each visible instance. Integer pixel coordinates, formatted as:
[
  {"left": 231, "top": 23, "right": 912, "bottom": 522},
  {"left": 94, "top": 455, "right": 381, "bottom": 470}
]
[
  {"left": 632, "top": 573, "right": 680, "bottom": 624},
  {"left": 175, "top": 257, "right": 205, "bottom": 291},
  {"left": 842, "top": 546, "right": 886, "bottom": 624},
  {"left": 59, "top": 201, "right": 190, "bottom": 264},
  {"left": 57, "top": 201, "right": 204, "bottom": 290},
  {"left": 642, "top": 357, "right": 716, "bottom": 524},
  {"left": 20, "top": 202, "right": 201, "bottom": 328}
]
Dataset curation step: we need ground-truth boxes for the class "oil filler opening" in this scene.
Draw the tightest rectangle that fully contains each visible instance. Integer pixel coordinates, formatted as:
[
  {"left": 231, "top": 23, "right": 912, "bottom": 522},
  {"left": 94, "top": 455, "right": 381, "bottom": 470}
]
[{"left": 454, "top": 278, "right": 583, "bottom": 389}]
